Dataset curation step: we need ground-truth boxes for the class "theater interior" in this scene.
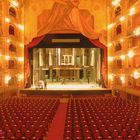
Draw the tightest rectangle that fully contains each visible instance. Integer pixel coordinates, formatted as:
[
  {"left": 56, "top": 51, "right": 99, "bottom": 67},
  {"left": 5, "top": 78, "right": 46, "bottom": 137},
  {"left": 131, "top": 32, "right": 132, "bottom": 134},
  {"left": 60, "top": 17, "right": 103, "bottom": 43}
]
[{"left": 0, "top": 0, "right": 140, "bottom": 139}]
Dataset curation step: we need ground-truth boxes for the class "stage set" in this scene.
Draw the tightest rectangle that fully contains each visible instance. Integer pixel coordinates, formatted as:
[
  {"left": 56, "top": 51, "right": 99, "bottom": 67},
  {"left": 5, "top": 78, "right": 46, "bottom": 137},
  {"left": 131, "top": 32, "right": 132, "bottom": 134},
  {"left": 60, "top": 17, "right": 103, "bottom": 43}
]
[{"left": 21, "top": 33, "right": 111, "bottom": 96}]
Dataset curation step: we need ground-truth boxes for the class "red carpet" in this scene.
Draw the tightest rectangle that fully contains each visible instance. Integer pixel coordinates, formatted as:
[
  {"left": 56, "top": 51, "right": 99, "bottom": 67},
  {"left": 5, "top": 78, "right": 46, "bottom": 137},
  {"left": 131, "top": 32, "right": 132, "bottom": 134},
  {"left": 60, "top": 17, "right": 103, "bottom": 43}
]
[{"left": 46, "top": 103, "right": 67, "bottom": 140}]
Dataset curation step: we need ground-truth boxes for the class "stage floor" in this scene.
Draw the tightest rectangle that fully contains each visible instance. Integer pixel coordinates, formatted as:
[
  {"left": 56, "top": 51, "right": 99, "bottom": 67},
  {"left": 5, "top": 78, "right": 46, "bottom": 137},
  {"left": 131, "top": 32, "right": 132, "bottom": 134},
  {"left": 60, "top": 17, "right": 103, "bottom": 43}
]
[
  {"left": 20, "top": 82, "right": 112, "bottom": 95},
  {"left": 31, "top": 82, "right": 102, "bottom": 90}
]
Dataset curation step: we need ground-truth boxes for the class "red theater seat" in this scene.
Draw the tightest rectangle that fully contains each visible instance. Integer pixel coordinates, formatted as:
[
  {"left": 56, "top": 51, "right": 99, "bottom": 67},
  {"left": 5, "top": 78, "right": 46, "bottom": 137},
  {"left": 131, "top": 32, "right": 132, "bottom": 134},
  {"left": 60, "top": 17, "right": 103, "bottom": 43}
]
[
  {"left": 136, "top": 135, "right": 140, "bottom": 140},
  {"left": 0, "top": 97, "right": 60, "bottom": 139},
  {"left": 63, "top": 97, "right": 140, "bottom": 140}
]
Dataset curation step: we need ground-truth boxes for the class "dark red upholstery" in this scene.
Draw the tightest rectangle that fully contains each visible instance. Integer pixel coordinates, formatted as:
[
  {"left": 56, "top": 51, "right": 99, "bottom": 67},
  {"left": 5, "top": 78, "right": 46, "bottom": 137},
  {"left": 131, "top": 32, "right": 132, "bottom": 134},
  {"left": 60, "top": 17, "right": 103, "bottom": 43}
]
[
  {"left": 0, "top": 97, "right": 59, "bottom": 139},
  {"left": 64, "top": 97, "right": 140, "bottom": 140}
]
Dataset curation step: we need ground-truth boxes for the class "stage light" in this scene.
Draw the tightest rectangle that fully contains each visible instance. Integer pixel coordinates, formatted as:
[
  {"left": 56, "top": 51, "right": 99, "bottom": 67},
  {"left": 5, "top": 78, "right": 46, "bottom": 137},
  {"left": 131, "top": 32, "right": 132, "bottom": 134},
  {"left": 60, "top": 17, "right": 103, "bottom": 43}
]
[
  {"left": 18, "top": 74, "right": 24, "bottom": 81},
  {"left": 18, "top": 24, "right": 24, "bottom": 30},
  {"left": 120, "top": 38, "right": 124, "bottom": 42},
  {"left": 11, "top": 0, "right": 19, "bottom": 7},
  {"left": 19, "top": 43, "right": 24, "bottom": 47},
  {"left": 120, "top": 55, "right": 125, "bottom": 60},
  {"left": 108, "top": 42, "right": 113, "bottom": 47},
  {"left": 129, "top": 7, "right": 136, "bottom": 16},
  {"left": 108, "top": 56, "right": 114, "bottom": 61},
  {"left": 7, "top": 39, "right": 10, "bottom": 43},
  {"left": 120, "top": 76, "right": 125, "bottom": 83},
  {"left": 0, "top": 54, "right": 2, "bottom": 57},
  {"left": 120, "top": 16, "right": 125, "bottom": 22},
  {"left": 128, "top": 50, "right": 135, "bottom": 58},
  {"left": 133, "top": 70, "right": 140, "bottom": 79},
  {"left": 108, "top": 24, "right": 115, "bottom": 30},
  {"left": 5, "top": 75, "right": 11, "bottom": 84},
  {"left": 112, "top": 0, "right": 120, "bottom": 6},
  {"left": 5, "top": 56, "right": 10, "bottom": 60},
  {"left": 108, "top": 23, "right": 115, "bottom": 30},
  {"left": 5, "top": 17, "right": 10, "bottom": 23},
  {"left": 108, "top": 74, "right": 114, "bottom": 81},
  {"left": 133, "top": 27, "right": 140, "bottom": 36},
  {"left": 18, "top": 57, "right": 24, "bottom": 62}
]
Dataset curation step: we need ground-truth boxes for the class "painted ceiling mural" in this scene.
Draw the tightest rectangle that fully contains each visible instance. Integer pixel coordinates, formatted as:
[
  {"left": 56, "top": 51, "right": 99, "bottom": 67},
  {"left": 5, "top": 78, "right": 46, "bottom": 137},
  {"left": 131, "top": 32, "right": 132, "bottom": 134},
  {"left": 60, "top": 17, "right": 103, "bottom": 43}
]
[{"left": 24, "top": 0, "right": 107, "bottom": 44}]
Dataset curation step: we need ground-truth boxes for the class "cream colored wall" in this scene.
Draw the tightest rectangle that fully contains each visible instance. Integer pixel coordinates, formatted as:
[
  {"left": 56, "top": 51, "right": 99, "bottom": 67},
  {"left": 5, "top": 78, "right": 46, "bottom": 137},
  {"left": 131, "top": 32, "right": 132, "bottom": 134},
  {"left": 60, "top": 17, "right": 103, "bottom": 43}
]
[
  {"left": 108, "top": 0, "right": 140, "bottom": 97},
  {"left": 24, "top": 0, "right": 107, "bottom": 44},
  {"left": 0, "top": 0, "right": 24, "bottom": 98},
  {"left": 79, "top": 0, "right": 107, "bottom": 32}
]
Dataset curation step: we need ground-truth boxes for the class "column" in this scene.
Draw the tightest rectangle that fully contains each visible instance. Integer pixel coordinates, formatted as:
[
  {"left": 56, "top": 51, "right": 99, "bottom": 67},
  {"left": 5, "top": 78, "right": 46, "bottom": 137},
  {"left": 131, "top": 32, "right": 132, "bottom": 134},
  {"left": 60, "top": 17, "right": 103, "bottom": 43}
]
[
  {"left": 90, "top": 49, "right": 95, "bottom": 66},
  {"left": 97, "top": 50, "right": 101, "bottom": 80},
  {"left": 49, "top": 49, "right": 53, "bottom": 81},
  {"left": 82, "top": 48, "right": 85, "bottom": 66},
  {"left": 82, "top": 49, "right": 86, "bottom": 80},
  {"left": 58, "top": 48, "right": 61, "bottom": 66},
  {"left": 49, "top": 68, "right": 53, "bottom": 81},
  {"left": 39, "top": 48, "right": 44, "bottom": 67},
  {"left": 56, "top": 69, "right": 60, "bottom": 82},
  {"left": 83, "top": 68, "right": 87, "bottom": 80},
  {"left": 73, "top": 48, "right": 75, "bottom": 65},
  {"left": 56, "top": 49, "right": 60, "bottom": 82},
  {"left": 77, "top": 69, "right": 80, "bottom": 80},
  {"left": 39, "top": 49, "right": 44, "bottom": 81},
  {"left": 49, "top": 49, "right": 52, "bottom": 66},
  {"left": 90, "top": 49, "right": 95, "bottom": 82}
]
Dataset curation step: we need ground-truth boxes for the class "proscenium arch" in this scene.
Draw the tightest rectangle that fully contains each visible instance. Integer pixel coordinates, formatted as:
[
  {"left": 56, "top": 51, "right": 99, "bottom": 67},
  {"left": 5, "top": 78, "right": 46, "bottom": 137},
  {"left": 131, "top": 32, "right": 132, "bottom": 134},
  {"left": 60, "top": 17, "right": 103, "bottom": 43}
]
[
  {"left": 25, "top": 33, "right": 107, "bottom": 88},
  {"left": 29, "top": 33, "right": 101, "bottom": 49}
]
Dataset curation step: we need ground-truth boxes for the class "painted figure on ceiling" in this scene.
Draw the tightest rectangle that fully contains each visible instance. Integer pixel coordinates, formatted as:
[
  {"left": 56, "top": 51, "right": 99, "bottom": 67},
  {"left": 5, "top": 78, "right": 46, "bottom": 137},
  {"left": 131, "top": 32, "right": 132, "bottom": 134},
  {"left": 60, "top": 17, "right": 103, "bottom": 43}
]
[{"left": 38, "top": 0, "right": 99, "bottom": 39}]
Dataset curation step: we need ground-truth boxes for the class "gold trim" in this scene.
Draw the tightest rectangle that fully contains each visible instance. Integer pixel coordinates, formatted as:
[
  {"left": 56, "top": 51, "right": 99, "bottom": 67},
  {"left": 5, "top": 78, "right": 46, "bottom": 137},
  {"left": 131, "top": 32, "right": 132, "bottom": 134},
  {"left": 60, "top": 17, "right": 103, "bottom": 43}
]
[{"left": 52, "top": 39, "right": 80, "bottom": 43}]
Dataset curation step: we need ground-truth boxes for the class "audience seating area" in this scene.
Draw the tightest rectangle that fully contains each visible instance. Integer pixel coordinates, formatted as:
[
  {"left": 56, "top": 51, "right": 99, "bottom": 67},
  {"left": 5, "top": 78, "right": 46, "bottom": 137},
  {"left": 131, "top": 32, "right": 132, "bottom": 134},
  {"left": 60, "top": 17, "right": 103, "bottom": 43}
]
[
  {"left": 1, "top": 96, "right": 140, "bottom": 140},
  {"left": 64, "top": 97, "right": 140, "bottom": 140},
  {"left": 0, "top": 97, "right": 60, "bottom": 140}
]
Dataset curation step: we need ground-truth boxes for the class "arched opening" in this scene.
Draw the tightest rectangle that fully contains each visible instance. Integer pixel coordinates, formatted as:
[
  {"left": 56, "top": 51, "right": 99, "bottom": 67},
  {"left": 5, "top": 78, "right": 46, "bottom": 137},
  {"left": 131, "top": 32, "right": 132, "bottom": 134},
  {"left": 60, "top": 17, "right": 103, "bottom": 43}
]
[
  {"left": 9, "top": 44, "right": 16, "bottom": 52},
  {"left": 115, "top": 6, "right": 121, "bottom": 17},
  {"left": 9, "top": 25, "right": 15, "bottom": 35},
  {"left": 116, "top": 24, "right": 122, "bottom": 35},
  {"left": 116, "top": 59, "right": 122, "bottom": 69},
  {"left": 115, "top": 43, "right": 122, "bottom": 51},
  {"left": 8, "top": 59, "right": 16, "bottom": 69},
  {"left": 9, "top": 7, "right": 16, "bottom": 18}
]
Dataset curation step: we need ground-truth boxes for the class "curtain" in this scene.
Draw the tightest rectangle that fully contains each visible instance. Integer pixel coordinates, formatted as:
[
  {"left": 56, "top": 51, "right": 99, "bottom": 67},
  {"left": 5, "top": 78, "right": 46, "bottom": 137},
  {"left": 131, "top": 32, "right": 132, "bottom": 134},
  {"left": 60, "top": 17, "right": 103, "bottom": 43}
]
[
  {"left": 24, "top": 35, "right": 45, "bottom": 87},
  {"left": 89, "top": 39, "right": 107, "bottom": 87},
  {"left": 38, "top": 1, "right": 99, "bottom": 39}
]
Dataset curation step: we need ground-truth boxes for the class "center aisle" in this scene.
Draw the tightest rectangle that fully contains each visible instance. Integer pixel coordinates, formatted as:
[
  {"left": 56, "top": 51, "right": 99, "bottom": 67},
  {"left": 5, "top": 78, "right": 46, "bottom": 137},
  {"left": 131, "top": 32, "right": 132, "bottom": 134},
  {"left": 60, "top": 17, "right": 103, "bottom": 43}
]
[{"left": 46, "top": 103, "right": 68, "bottom": 140}]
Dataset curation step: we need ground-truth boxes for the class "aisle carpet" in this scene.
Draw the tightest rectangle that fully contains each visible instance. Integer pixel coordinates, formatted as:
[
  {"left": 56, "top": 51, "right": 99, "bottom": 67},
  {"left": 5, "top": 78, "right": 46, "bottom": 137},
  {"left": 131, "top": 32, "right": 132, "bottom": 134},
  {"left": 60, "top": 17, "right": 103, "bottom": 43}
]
[{"left": 46, "top": 103, "right": 67, "bottom": 140}]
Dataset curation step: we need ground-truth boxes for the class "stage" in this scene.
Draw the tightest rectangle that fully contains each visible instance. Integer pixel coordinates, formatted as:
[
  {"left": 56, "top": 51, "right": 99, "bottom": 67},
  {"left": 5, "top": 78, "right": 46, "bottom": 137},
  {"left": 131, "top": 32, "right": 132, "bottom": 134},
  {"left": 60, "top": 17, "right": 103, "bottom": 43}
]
[
  {"left": 20, "top": 83, "right": 112, "bottom": 96},
  {"left": 32, "top": 82, "right": 105, "bottom": 90}
]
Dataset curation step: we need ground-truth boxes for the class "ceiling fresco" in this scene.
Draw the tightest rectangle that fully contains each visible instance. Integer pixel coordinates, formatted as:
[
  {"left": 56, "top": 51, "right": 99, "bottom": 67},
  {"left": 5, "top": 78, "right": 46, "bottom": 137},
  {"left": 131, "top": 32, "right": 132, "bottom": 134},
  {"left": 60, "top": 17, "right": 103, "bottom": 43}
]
[{"left": 24, "top": 0, "right": 107, "bottom": 44}]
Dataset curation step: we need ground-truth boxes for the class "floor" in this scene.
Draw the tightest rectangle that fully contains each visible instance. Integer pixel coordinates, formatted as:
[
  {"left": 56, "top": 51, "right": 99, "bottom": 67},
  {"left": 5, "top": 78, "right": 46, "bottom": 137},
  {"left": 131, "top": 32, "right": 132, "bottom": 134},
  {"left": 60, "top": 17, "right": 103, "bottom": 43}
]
[{"left": 31, "top": 82, "right": 101, "bottom": 90}]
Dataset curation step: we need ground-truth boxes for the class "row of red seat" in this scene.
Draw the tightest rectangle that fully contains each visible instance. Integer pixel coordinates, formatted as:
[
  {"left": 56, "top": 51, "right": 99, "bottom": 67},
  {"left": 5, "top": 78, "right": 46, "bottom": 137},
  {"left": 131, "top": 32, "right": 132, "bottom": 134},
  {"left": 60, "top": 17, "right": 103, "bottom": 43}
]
[
  {"left": 0, "top": 97, "right": 60, "bottom": 140},
  {"left": 64, "top": 97, "right": 140, "bottom": 140},
  {"left": 1, "top": 96, "right": 140, "bottom": 140}
]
